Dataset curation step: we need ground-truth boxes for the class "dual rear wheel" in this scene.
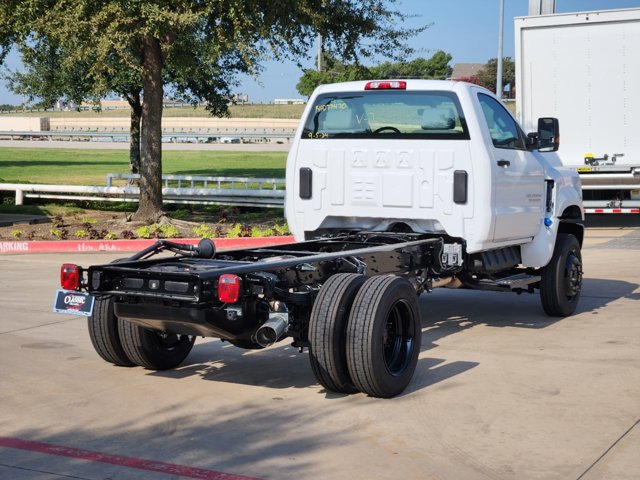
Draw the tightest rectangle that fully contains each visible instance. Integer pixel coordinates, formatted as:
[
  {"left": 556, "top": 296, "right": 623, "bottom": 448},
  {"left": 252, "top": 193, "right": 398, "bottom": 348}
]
[
  {"left": 309, "top": 274, "right": 421, "bottom": 398},
  {"left": 87, "top": 296, "right": 194, "bottom": 370}
]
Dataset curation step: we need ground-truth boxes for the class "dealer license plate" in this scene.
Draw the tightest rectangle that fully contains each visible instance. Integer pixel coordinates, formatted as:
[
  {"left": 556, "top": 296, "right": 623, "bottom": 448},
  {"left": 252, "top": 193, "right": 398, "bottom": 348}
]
[{"left": 53, "top": 289, "right": 95, "bottom": 316}]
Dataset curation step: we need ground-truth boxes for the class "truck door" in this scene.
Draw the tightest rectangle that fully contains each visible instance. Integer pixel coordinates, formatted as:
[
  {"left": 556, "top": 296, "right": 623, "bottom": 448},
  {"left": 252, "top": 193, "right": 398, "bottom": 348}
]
[{"left": 477, "top": 93, "right": 545, "bottom": 242}]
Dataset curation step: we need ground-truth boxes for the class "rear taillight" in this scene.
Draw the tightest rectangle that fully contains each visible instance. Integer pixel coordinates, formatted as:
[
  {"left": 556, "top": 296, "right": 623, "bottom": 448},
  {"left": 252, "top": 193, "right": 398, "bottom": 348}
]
[
  {"left": 218, "top": 274, "right": 240, "bottom": 303},
  {"left": 61, "top": 264, "right": 80, "bottom": 290},
  {"left": 365, "top": 80, "right": 407, "bottom": 90}
]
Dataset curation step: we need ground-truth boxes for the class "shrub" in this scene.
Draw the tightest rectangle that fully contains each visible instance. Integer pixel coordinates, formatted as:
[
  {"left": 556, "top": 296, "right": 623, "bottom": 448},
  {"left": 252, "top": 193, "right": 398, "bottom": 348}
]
[
  {"left": 226, "top": 224, "right": 241, "bottom": 238},
  {"left": 135, "top": 225, "right": 158, "bottom": 239},
  {"left": 10, "top": 229, "right": 22, "bottom": 238},
  {"left": 50, "top": 228, "right": 68, "bottom": 240},
  {"left": 121, "top": 230, "right": 135, "bottom": 239},
  {"left": 159, "top": 224, "right": 180, "bottom": 238},
  {"left": 193, "top": 224, "right": 214, "bottom": 238},
  {"left": 74, "top": 229, "right": 88, "bottom": 239}
]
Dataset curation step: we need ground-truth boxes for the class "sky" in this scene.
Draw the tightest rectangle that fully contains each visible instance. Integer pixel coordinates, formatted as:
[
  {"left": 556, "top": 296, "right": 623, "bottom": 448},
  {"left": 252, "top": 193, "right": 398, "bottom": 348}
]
[{"left": 1, "top": 0, "right": 640, "bottom": 105}]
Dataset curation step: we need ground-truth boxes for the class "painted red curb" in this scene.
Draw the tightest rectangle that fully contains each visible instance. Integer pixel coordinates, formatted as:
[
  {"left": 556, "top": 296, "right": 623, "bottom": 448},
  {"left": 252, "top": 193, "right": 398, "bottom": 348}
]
[
  {"left": 0, "top": 436, "right": 258, "bottom": 480},
  {"left": 0, "top": 236, "right": 295, "bottom": 255}
]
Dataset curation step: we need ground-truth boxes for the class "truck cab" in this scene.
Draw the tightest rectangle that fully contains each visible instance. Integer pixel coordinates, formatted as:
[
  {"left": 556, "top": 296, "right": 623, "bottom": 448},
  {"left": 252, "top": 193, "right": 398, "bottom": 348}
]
[{"left": 286, "top": 80, "right": 583, "bottom": 267}]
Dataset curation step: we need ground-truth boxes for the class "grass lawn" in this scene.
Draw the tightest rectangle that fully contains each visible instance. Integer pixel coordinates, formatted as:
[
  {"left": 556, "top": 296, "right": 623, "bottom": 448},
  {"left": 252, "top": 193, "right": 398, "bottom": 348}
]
[{"left": 0, "top": 147, "right": 287, "bottom": 185}]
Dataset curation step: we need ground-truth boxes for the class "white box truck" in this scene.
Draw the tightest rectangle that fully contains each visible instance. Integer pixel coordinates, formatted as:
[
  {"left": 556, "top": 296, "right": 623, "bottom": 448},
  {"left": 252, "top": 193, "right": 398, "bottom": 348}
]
[{"left": 515, "top": 8, "right": 640, "bottom": 213}]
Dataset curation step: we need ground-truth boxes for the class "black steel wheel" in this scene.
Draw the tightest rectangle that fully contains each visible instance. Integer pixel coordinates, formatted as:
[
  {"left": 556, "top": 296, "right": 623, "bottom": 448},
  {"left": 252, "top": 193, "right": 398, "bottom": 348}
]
[
  {"left": 346, "top": 275, "right": 421, "bottom": 398},
  {"left": 540, "top": 233, "right": 583, "bottom": 317},
  {"left": 309, "top": 273, "right": 367, "bottom": 393},
  {"left": 118, "top": 319, "right": 195, "bottom": 370},
  {"left": 87, "top": 296, "right": 134, "bottom": 367}
]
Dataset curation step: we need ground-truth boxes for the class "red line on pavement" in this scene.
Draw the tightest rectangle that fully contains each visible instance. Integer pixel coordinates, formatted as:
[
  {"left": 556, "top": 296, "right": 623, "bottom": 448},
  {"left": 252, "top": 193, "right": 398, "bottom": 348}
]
[{"left": 0, "top": 436, "right": 258, "bottom": 480}]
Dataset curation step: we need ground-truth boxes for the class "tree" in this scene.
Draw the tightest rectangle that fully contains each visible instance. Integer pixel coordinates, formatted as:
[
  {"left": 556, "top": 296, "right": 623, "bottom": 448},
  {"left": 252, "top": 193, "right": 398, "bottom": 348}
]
[
  {"left": 1, "top": 1, "right": 424, "bottom": 222},
  {"left": 297, "top": 50, "right": 451, "bottom": 97},
  {"left": 476, "top": 57, "right": 515, "bottom": 95},
  {"left": 296, "top": 54, "right": 373, "bottom": 96}
]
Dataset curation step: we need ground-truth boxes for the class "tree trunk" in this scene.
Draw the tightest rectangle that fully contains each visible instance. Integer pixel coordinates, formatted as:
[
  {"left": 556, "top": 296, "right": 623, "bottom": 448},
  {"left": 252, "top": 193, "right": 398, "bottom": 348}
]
[
  {"left": 128, "top": 92, "right": 142, "bottom": 177},
  {"left": 133, "top": 36, "right": 164, "bottom": 222}
]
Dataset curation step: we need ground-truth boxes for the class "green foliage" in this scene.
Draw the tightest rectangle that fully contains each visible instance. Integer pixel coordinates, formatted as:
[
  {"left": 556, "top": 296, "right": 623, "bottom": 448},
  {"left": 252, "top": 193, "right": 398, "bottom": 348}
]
[
  {"left": 297, "top": 50, "right": 452, "bottom": 96},
  {"left": 105, "top": 232, "right": 117, "bottom": 240},
  {"left": 10, "top": 229, "right": 22, "bottom": 238},
  {"left": 50, "top": 228, "right": 68, "bottom": 239},
  {"left": 81, "top": 217, "right": 97, "bottom": 229},
  {"left": 273, "top": 223, "right": 291, "bottom": 236},
  {"left": 226, "top": 224, "right": 242, "bottom": 238},
  {"left": 74, "top": 229, "right": 88, "bottom": 238},
  {"left": 134, "top": 225, "right": 158, "bottom": 239},
  {"left": 160, "top": 224, "right": 180, "bottom": 238},
  {"left": 476, "top": 57, "right": 516, "bottom": 95},
  {"left": 193, "top": 224, "right": 215, "bottom": 239}
]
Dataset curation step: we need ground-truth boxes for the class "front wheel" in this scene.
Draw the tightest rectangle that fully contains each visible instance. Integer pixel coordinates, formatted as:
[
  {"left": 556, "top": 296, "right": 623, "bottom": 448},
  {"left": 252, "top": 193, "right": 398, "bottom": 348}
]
[
  {"left": 118, "top": 320, "right": 195, "bottom": 370},
  {"left": 540, "top": 233, "right": 583, "bottom": 317},
  {"left": 346, "top": 275, "right": 421, "bottom": 398}
]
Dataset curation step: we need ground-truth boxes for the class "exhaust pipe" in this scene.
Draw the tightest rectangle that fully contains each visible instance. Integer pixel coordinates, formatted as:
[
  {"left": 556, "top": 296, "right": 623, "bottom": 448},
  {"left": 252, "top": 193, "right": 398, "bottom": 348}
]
[{"left": 254, "top": 314, "right": 288, "bottom": 348}]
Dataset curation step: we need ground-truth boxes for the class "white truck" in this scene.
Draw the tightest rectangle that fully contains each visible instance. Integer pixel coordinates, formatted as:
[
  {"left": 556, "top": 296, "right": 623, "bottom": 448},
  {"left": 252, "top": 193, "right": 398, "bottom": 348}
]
[
  {"left": 515, "top": 7, "right": 640, "bottom": 213},
  {"left": 55, "top": 80, "right": 584, "bottom": 398}
]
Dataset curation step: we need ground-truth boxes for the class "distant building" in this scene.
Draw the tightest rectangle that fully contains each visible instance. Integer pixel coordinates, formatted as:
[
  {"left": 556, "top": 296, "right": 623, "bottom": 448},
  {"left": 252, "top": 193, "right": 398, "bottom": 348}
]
[
  {"left": 274, "top": 99, "right": 305, "bottom": 105},
  {"left": 449, "top": 63, "right": 485, "bottom": 80}
]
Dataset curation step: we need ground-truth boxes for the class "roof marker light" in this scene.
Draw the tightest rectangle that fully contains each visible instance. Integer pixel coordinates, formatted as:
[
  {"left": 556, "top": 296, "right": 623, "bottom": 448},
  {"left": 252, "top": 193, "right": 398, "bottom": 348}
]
[{"left": 365, "top": 81, "right": 407, "bottom": 90}]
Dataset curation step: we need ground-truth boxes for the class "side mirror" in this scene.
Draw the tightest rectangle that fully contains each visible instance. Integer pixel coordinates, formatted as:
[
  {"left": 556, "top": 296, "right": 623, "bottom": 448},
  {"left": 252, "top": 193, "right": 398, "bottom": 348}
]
[
  {"left": 526, "top": 132, "right": 539, "bottom": 149},
  {"left": 537, "top": 117, "right": 559, "bottom": 152}
]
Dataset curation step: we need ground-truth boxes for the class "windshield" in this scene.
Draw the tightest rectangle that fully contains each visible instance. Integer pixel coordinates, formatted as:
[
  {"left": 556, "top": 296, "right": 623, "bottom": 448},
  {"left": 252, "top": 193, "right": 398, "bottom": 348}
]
[{"left": 302, "top": 90, "right": 469, "bottom": 140}]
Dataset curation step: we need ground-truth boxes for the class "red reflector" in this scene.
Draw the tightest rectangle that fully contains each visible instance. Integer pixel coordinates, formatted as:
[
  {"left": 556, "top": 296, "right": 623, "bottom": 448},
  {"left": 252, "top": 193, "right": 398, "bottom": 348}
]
[
  {"left": 218, "top": 274, "right": 240, "bottom": 303},
  {"left": 365, "top": 81, "right": 407, "bottom": 90},
  {"left": 61, "top": 264, "right": 80, "bottom": 290}
]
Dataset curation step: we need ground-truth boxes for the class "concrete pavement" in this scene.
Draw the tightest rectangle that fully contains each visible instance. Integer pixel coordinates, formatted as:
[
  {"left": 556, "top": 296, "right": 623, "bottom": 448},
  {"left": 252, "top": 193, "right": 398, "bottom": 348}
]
[{"left": 0, "top": 225, "right": 638, "bottom": 479}]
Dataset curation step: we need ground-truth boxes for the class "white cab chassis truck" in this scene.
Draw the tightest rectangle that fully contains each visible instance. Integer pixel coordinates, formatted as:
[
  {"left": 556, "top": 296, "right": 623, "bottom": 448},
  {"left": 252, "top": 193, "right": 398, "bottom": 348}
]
[
  {"left": 516, "top": 8, "right": 640, "bottom": 213},
  {"left": 55, "top": 80, "right": 584, "bottom": 398}
]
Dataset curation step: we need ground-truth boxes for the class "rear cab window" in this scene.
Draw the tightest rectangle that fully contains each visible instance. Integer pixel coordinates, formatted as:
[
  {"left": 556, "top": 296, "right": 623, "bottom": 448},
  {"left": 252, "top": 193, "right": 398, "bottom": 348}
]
[{"left": 302, "top": 91, "right": 470, "bottom": 140}]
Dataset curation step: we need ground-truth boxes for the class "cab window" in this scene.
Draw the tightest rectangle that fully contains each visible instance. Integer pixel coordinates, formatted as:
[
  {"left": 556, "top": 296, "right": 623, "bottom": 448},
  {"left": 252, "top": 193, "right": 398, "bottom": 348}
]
[
  {"left": 303, "top": 91, "right": 470, "bottom": 140},
  {"left": 478, "top": 93, "right": 526, "bottom": 150}
]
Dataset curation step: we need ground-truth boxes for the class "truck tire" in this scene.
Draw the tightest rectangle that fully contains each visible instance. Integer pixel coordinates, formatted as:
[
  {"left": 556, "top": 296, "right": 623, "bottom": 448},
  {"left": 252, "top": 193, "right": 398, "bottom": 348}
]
[
  {"left": 346, "top": 275, "right": 421, "bottom": 398},
  {"left": 118, "top": 319, "right": 195, "bottom": 370},
  {"left": 309, "top": 273, "right": 367, "bottom": 393},
  {"left": 540, "top": 233, "right": 583, "bottom": 317},
  {"left": 87, "top": 296, "right": 134, "bottom": 367}
]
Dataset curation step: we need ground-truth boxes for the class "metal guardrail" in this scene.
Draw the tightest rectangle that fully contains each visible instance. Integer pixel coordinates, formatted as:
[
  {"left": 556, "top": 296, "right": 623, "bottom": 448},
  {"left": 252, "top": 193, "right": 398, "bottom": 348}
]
[
  {"left": 0, "top": 130, "right": 295, "bottom": 143},
  {"left": 0, "top": 174, "right": 286, "bottom": 208}
]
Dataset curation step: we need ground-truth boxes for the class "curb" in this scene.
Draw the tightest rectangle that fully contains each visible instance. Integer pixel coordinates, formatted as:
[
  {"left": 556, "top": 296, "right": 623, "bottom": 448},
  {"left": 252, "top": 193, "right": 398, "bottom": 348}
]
[{"left": 0, "top": 236, "right": 296, "bottom": 255}]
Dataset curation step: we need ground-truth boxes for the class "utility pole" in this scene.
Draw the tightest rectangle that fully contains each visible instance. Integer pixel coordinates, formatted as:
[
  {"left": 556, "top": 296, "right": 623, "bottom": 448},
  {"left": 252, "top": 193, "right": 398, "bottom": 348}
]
[{"left": 496, "top": 0, "right": 504, "bottom": 98}]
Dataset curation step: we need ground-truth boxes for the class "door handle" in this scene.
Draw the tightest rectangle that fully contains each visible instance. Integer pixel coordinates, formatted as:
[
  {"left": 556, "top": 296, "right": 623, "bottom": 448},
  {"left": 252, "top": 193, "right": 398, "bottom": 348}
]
[{"left": 497, "top": 159, "right": 511, "bottom": 167}]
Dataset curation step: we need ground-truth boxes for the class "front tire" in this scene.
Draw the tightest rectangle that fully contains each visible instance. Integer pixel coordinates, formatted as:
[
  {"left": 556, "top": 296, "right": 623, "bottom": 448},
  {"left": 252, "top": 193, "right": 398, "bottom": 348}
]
[
  {"left": 309, "top": 273, "right": 367, "bottom": 394},
  {"left": 118, "top": 320, "right": 195, "bottom": 370},
  {"left": 540, "top": 233, "right": 583, "bottom": 317},
  {"left": 346, "top": 276, "right": 421, "bottom": 398},
  {"left": 87, "top": 296, "right": 134, "bottom": 367}
]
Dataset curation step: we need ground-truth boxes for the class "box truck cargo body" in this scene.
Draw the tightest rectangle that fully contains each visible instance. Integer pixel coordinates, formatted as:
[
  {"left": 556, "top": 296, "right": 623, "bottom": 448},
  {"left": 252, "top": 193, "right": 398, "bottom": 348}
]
[{"left": 515, "top": 8, "right": 640, "bottom": 213}]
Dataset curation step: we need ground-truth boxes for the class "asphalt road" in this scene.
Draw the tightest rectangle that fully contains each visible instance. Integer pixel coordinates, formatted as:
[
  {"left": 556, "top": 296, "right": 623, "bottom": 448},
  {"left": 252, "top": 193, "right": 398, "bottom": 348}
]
[{"left": 0, "top": 224, "right": 639, "bottom": 480}]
